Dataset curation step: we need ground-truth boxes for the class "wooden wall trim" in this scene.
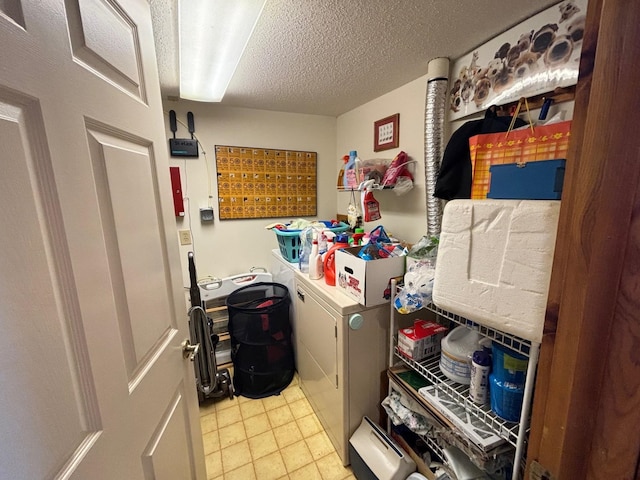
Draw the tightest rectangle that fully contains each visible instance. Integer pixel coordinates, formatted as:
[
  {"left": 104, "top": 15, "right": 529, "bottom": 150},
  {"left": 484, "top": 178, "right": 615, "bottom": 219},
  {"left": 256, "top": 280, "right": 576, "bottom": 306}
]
[{"left": 528, "top": 0, "right": 640, "bottom": 478}]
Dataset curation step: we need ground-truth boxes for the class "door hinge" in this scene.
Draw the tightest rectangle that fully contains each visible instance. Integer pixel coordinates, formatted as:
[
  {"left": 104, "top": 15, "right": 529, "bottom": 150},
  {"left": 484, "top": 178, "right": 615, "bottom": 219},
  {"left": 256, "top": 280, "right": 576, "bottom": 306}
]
[{"left": 529, "top": 460, "right": 556, "bottom": 480}]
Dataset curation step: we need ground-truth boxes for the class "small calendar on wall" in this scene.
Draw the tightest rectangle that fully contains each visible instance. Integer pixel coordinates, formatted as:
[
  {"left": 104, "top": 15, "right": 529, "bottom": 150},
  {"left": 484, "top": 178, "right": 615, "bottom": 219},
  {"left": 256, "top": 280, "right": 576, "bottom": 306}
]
[{"left": 215, "top": 145, "right": 317, "bottom": 220}]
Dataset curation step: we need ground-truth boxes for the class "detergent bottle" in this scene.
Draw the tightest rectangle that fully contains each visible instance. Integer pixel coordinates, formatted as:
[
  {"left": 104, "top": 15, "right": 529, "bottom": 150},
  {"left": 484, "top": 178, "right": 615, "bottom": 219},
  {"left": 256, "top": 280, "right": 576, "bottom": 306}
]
[
  {"left": 323, "top": 234, "right": 350, "bottom": 286},
  {"left": 343, "top": 150, "right": 358, "bottom": 189}
]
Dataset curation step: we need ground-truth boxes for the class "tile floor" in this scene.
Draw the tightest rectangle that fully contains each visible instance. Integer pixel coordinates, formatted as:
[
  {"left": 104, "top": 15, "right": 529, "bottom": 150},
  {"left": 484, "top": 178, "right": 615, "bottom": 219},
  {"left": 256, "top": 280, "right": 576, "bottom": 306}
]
[{"left": 199, "top": 375, "right": 356, "bottom": 480}]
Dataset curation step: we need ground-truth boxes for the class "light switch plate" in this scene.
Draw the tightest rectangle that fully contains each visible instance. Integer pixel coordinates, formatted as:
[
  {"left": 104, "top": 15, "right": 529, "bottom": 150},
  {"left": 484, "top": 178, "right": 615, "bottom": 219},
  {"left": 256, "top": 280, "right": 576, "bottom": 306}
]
[{"left": 179, "top": 229, "right": 192, "bottom": 245}]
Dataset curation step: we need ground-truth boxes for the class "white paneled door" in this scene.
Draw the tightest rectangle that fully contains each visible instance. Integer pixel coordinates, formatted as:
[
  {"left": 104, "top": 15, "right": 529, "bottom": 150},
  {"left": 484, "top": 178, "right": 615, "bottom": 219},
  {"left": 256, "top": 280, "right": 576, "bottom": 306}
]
[{"left": 0, "top": 1, "right": 206, "bottom": 479}]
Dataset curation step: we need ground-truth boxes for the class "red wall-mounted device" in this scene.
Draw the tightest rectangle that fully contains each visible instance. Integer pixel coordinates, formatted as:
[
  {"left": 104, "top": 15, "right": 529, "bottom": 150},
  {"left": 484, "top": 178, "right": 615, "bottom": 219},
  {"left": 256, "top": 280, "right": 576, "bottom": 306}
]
[{"left": 169, "top": 166, "right": 185, "bottom": 217}]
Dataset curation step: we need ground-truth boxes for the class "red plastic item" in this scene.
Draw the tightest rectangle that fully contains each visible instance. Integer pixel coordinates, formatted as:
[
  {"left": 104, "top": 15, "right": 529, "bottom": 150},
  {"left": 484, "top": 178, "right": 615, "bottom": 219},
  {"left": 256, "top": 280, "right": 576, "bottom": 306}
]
[
  {"left": 323, "top": 240, "right": 349, "bottom": 286},
  {"left": 169, "top": 167, "right": 185, "bottom": 217}
]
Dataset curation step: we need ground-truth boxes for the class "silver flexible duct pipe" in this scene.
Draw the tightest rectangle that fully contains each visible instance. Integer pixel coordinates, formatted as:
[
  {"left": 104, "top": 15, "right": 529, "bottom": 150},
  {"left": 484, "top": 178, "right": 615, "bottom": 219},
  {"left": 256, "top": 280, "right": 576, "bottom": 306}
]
[{"left": 424, "top": 57, "right": 449, "bottom": 236}]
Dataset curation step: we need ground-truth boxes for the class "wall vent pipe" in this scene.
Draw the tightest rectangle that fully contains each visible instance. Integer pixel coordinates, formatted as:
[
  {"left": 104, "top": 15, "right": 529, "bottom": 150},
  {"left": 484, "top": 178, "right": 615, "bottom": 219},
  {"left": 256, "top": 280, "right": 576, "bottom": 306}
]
[{"left": 424, "top": 57, "right": 449, "bottom": 237}]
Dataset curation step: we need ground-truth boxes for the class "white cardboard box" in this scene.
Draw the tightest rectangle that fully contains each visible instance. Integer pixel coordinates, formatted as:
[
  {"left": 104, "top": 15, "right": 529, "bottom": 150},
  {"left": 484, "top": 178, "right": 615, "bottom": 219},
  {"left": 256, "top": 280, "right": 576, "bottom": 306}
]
[
  {"left": 397, "top": 320, "right": 448, "bottom": 361},
  {"left": 336, "top": 246, "right": 405, "bottom": 306}
]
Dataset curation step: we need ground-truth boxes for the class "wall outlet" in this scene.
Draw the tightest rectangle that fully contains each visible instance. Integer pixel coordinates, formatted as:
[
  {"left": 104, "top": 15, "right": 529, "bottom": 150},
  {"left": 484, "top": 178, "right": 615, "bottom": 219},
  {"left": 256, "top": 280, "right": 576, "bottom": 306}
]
[{"left": 179, "top": 229, "right": 192, "bottom": 245}]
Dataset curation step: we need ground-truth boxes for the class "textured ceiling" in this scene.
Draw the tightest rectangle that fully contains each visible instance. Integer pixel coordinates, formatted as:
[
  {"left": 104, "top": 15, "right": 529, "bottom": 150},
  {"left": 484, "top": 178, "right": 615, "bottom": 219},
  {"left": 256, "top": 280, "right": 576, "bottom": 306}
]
[{"left": 151, "top": 0, "right": 560, "bottom": 117}]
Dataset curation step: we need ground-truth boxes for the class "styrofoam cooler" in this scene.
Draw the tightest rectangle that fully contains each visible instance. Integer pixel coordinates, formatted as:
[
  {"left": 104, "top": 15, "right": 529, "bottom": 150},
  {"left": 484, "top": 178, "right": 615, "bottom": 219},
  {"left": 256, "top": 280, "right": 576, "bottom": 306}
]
[{"left": 348, "top": 417, "right": 416, "bottom": 480}]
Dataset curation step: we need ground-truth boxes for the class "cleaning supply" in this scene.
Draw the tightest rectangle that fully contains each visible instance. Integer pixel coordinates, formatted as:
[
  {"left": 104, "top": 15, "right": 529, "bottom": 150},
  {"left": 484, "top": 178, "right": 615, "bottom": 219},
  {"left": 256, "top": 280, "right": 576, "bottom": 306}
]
[
  {"left": 343, "top": 150, "right": 358, "bottom": 189},
  {"left": 323, "top": 234, "right": 349, "bottom": 286},
  {"left": 350, "top": 228, "right": 365, "bottom": 246},
  {"left": 361, "top": 179, "right": 381, "bottom": 222},
  {"left": 298, "top": 226, "right": 315, "bottom": 273},
  {"left": 469, "top": 349, "right": 491, "bottom": 404},
  {"left": 308, "top": 233, "right": 323, "bottom": 280}
]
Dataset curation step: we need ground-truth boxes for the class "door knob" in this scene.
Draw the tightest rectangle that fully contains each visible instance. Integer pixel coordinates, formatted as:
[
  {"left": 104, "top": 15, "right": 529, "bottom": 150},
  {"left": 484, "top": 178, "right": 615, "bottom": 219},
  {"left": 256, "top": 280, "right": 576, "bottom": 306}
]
[{"left": 181, "top": 339, "right": 200, "bottom": 361}]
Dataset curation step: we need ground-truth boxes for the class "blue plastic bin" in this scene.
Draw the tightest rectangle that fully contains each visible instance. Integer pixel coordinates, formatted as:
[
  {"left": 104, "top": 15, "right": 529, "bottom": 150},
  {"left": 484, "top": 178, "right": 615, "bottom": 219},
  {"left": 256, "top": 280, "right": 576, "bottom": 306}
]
[{"left": 488, "top": 159, "right": 566, "bottom": 200}]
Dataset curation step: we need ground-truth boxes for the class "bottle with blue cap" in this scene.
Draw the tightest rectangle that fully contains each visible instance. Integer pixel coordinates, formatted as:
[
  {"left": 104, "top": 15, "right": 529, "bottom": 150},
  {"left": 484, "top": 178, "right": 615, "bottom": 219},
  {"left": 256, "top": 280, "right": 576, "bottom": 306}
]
[{"left": 343, "top": 150, "right": 358, "bottom": 189}]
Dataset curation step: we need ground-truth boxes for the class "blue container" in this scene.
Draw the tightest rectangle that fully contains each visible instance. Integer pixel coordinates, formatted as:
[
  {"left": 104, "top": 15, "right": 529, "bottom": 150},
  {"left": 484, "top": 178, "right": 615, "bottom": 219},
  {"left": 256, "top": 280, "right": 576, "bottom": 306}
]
[
  {"left": 487, "top": 159, "right": 566, "bottom": 200},
  {"left": 273, "top": 221, "right": 349, "bottom": 263},
  {"left": 491, "top": 343, "right": 528, "bottom": 384},
  {"left": 490, "top": 373, "right": 525, "bottom": 422}
]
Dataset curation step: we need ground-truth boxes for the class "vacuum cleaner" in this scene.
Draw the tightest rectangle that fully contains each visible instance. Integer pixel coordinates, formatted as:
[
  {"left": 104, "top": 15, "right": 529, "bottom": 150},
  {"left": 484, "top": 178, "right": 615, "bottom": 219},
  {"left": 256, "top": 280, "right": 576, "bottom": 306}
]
[{"left": 187, "top": 252, "right": 234, "bottom": 401}]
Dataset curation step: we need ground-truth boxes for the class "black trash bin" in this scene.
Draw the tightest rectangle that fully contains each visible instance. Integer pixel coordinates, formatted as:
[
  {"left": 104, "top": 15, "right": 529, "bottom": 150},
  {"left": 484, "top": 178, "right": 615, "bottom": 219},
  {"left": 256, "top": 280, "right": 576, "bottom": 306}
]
[{"left": 226, "top": 282, "right": 295, "bottom": 398}]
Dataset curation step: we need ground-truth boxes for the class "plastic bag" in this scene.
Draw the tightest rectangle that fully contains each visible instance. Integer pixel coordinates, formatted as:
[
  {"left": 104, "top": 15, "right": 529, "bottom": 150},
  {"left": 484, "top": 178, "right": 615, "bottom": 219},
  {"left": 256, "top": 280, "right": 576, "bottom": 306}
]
[
  {"left": 394, "top": 260, "right": 436, "bottom": 314},
  {"left": 392, "top": 175, "right": 413, "bottom": 196},
  {"left": 408, "top": 235, "right": 439, "bottom": 260}
]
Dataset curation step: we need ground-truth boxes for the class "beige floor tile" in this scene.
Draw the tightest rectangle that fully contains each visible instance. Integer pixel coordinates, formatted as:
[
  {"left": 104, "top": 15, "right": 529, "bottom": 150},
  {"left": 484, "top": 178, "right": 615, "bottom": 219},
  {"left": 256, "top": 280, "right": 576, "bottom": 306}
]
[
  {"left": 214, "top": 396, "right": 238, "bottom": 411},
  {"left": 296, "top": 414, "right": 322, "bottom": 438},
  {"left": 267, "top": 405, "right": 294, "bottom": 428},
  {"left": 289, "top": 462, "right": 323, "bottom": 480},
  {"left": 237, "top": 394, "right": 254, "bottom": 404},
  {"left": 210, "top": 476, "right": 223, "bottom": 480},
  {"left": 199, "top": 400, "right": 217, "bottom": 417},
  {"left": 262, "top": 393, "right": 288, "bottom": 411},
  {"left": 273, "top": 421, "right": 304, "bottom": 449},
  {"left": 200, "top": 412, "right": 217, "bottom": 434},
  {"left": 282, "top": 385, "right": 305, "bottom": 404},
  {"left": 288, "top": 397, "right": 314, "bottom": 419},
  {"left": 315, "top": 452, "right": 351, "bottom": 480},
  {"left": 248, "top": 430, "right": 279, "bottom": 460},
  {"left": 281, "top": 439, "right": 314, "bottom": 473},
  {"left": 217, "top": 404, "right": 242, "bottom": 428},
  {"left": 305, "top": 431, "right": 336, "bottom": 461},
  {"left": 244, "top": 412, "right": 271, "bottom": 438},
  {"left": 205, "top": 451, "right": 223, "bottom": 479},
  {"left": 225, "top": 463, "right": 257, "bottom": 480},
  {"left": 240, "top": 398, "right": 266, "bottom": 419},
  {"left": 277, "top": 476, "right": 290, "bottom": 480},
  {"left": 218, "top": 421, "right": 247, "bottom": 448},
  {"left": 221, "top": 440, "right": 252, "bottom": 473},
  {"left": 202, "top": 430, "right": 220, "bottom": 455},
  {"left": 253, "top": 451, "right": 287, "bottom": 480}
]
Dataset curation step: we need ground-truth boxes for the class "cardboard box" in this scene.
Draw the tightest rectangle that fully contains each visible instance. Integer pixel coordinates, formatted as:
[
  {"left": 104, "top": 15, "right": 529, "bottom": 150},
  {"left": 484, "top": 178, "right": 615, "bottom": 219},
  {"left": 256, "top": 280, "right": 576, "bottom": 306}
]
[
  {"left": 397, "top": 320, "right": 448, "bottom": 361},
  {"left": 335, "top": 246, "right": 405, "bottom": 306}
]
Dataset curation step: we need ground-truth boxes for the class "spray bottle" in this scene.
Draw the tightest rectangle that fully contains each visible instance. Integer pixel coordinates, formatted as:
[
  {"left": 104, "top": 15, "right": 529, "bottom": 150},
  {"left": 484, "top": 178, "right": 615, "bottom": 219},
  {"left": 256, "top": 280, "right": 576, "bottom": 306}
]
[
  {"left": 361, "top": 179, "right": 381, "bottom": 222},
  {"left": 308, "top": 232, "right": 323, "bottom": 280}
]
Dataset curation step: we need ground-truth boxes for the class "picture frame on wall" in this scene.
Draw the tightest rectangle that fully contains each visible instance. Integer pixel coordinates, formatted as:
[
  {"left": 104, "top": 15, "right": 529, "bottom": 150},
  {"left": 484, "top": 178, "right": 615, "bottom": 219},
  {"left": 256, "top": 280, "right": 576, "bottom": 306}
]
[
  {"left": 374, "top": 113, "right": 399, "bottom": 152},
  {"left": 448, "top": 0, "right": 586, "bottom": 120}
]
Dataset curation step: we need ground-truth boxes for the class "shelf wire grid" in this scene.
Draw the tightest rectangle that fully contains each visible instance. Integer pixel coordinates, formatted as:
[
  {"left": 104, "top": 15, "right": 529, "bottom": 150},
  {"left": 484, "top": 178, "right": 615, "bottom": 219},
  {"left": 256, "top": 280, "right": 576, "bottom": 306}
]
[
  {"left": 395, "top": 348, "right": 524, "bottom": 448},
  {"left": 424, "top": 302, "right": 533, "bottom": 357}
]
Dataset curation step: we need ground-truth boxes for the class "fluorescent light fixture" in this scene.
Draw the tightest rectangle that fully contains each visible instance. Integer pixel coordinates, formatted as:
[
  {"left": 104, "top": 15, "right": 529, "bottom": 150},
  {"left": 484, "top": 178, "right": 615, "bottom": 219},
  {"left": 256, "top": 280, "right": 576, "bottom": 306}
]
[{"left": 179, "top": 0, "right": 267, "bottom": 102}]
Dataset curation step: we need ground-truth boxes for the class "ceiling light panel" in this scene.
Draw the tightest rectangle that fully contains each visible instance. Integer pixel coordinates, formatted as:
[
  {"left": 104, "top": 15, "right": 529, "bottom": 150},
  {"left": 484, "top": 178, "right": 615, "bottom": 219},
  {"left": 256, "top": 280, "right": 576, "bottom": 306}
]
[{"left": 179, "top": 0, "right": 267, "bottom": 102}]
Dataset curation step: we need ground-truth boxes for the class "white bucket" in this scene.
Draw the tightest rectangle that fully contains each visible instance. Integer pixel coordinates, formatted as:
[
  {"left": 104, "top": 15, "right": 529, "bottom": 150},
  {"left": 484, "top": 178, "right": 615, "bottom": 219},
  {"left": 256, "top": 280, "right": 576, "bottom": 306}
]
[{"left": 439, "top": 326, "right": 482, "bottom": 384}]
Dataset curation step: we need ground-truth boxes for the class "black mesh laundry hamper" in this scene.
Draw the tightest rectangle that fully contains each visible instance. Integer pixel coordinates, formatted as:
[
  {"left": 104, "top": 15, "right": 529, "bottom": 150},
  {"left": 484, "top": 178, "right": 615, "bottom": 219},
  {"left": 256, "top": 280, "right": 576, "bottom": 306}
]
[{"left": 226, "top": 282, "right": 294, "bottom": 398}]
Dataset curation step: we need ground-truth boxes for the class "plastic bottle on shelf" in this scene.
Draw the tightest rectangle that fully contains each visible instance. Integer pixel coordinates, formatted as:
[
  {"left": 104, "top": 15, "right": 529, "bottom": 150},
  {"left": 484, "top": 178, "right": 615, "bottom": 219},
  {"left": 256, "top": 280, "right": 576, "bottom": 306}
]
[
  {"left": 343, "top": 150, "right": 358, "bottom": 189},
  {"left": 323, "top": 234, "right": 350, "bottom": 286},
  {"left": 308, "top": 233, "right": 323, "bottom": 280},
  {"left": 470, "top": 349, "right": 491, "bottom": 404}
]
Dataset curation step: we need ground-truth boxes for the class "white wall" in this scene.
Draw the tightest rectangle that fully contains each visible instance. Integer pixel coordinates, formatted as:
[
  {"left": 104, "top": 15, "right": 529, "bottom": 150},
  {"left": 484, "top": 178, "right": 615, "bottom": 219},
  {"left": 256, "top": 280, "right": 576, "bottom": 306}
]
[
  {"left": 336, "top": 75, "right": 430, "bottom": 245},
  {"left": 163, "top": 101, "right": 336, "bottom": 285}
]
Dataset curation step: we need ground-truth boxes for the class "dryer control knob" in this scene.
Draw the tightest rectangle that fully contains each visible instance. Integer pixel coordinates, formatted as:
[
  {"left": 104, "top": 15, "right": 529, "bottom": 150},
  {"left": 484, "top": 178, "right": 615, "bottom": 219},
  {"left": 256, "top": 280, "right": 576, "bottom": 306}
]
[{"left": 348, "top": 313, "right": 364, "bottom": 330}]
